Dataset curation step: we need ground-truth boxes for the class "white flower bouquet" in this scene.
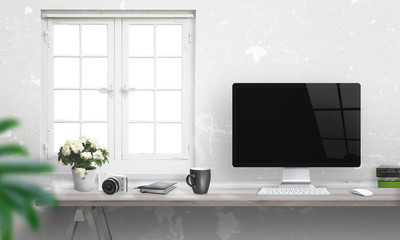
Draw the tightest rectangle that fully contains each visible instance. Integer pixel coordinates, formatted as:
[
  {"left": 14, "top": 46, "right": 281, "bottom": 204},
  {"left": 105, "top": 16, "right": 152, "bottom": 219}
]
[{"left": 57, "top": 136, "right": 109, "bottom": 179}]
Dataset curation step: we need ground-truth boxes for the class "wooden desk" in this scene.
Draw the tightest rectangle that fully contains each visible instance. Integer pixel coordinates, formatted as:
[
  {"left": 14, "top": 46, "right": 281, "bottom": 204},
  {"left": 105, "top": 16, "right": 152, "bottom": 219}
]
[
  {"left": 53, "top": 182, "right": 400, "bottom": 207},
  {"left": 50, "top": 182, "right": 400, "bottom": 240}
]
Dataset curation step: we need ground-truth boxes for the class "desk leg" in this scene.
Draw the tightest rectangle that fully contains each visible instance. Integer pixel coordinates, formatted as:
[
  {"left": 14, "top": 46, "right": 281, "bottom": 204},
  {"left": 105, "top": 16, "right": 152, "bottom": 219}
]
[
  {"left": 83, "top": 207, "right": 102, "bottom": 240},
  {"left": 64, "top": 207, "right": 112, "bottom": 240},
  {"left": 96, "top": 207, "right": 112, "bottom": 240},
  {"left": 65, "top": 208, "right": 79, "bottom": 240}
]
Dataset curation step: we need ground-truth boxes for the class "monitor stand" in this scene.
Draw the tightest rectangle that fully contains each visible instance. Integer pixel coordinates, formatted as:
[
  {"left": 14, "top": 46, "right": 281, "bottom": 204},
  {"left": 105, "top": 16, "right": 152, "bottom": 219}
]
[{"left": 278, "top": 168, "right": 315, "bottom": 188}]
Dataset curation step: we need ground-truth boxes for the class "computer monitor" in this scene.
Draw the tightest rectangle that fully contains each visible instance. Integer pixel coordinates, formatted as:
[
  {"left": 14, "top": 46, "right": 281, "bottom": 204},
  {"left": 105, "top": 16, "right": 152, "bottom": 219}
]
[{"left": 232, "top": 83, "right": 360, "bottom": 187}]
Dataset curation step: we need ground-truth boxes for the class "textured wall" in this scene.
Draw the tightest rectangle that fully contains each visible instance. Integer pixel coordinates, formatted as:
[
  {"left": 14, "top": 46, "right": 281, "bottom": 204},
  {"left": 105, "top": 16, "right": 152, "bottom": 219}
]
[
  {"left": 2, "top": 0, "right": 400, "bottom": 239},
  {"left": 1, "top": 0, "right": 400, "bottom": 179},
  {"left": 194, "top": 0, "right": 400, "bottom": 181}
]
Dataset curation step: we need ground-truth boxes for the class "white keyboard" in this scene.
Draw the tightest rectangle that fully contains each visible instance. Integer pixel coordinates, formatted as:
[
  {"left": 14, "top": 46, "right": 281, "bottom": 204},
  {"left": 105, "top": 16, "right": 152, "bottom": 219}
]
[{"left": 258, "top": 187, "right": 330, "bottom": 195}]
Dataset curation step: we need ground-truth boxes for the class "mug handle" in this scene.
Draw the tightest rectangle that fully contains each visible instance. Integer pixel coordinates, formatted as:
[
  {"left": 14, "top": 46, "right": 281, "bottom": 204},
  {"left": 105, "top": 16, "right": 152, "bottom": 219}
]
[{"left": 186, "top": 174, "right": 195, "bottom": 187}]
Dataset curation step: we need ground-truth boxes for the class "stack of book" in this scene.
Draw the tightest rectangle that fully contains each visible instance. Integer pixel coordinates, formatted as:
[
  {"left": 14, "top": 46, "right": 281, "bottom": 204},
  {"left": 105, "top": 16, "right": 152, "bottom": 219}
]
[
  {"left": 376, "top": 165, "right": 400, "bottom": 188},
  {"left": 137, "top": 182, "right": 177, "bottom": 194}
]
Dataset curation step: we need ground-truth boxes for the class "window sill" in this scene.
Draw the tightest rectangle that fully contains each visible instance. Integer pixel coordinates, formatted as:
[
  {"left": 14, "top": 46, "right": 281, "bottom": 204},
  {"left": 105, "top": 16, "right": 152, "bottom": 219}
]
[{"left": 47, "top": 159, "right": 193, "bottom": 176}]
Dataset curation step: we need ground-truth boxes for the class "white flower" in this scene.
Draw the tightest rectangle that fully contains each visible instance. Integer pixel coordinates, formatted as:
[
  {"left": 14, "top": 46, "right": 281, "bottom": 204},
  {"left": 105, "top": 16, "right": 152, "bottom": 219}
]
[
  {"left": 91, "top": 139, "right": 100, "bottom": 149},
  {"left": 71, "top": 141, "right": 84, "bottom": 154},
  {"left": 80, "top": 152, "right": 92, "bottom": 160},
  {"left": 79, "top": 135, "right": 88, "bottom": 143},
  {"left": 74, "top": 168, "right": 86, "bottom": 179},
  {"left": 93, "top": 150, "right": 104, "bottom": 160},
  {"left": 61, "top": 145, "right": 71, "bottom": 156},
  {"left": 65, "top": 139, "right": 74, "bottom": 147}
]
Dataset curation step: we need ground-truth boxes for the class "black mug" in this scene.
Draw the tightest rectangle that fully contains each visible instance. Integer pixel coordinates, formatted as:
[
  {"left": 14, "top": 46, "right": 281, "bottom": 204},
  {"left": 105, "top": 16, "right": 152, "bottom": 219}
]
[{"left": 186, "top": 167, "right": 211, "bottom": 194}]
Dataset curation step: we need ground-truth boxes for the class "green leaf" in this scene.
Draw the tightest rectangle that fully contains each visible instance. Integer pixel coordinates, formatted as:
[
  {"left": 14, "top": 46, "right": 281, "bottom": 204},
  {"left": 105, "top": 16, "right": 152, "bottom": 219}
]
[
  {"left": 0, "top": 186, "right": 33, "bottom": 229},
  {"left": 26, "top": 203, "right": 39, "bottom": 229},
  {"left": 0, "top": 162, "right": 53, "bottom": 176},
  {"left": 0, "top": 144, "right": 28, "bottom": 157},
  {"left": 0, "top": 179, "right": 58, "bottom": 208},
  {"left": 0, "top": 204, "right": 12, "bottom": 240},
  {"left": 0, "top": 117, "right": 57, "bottom": 238},
  {"left": 0, "top": 179, "right": 58, "bottom": 232},
  {"left": 0, "top": 118, "right": 19, "bottom": 135}
]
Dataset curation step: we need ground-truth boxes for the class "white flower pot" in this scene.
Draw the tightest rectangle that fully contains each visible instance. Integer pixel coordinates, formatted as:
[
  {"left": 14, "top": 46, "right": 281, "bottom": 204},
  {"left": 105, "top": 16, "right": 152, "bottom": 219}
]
[{"left": 71, "top": 168, "right": 97, "bottom": 192}]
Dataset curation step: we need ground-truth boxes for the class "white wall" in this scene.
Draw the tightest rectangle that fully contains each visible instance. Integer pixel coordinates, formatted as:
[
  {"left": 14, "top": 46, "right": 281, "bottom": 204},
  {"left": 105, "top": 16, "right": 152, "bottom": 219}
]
[
  {"left": 2, "top": 1, "right": 400, "bottom": 239},
  {"left": 2, "top": 0, "right": 400, "bottom": 180}
]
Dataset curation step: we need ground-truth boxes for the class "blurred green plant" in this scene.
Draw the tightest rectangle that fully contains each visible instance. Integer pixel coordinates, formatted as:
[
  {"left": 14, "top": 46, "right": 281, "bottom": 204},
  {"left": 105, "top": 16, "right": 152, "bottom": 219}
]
[{"left": 0, "top": 118, "right": 58, "bottom": 240}]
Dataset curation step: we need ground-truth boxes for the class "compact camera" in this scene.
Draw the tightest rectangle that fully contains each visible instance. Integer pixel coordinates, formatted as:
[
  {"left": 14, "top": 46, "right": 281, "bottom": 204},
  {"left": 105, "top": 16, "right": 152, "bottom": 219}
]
[{"left": 99, "top": 173, "right": 128, "bottom": 195}]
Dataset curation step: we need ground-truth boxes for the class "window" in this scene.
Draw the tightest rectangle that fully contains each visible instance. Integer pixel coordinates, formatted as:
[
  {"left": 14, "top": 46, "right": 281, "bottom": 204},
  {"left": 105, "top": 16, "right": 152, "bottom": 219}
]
[{"left": 41, "top": 11, "right": 195, "bottom": 173}]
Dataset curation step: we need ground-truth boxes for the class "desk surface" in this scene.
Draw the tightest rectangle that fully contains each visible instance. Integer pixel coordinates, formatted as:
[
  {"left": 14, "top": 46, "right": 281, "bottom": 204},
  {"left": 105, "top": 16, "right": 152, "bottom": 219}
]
[{"left": 51, "top": 182, "right": 400, "bottom": 207}]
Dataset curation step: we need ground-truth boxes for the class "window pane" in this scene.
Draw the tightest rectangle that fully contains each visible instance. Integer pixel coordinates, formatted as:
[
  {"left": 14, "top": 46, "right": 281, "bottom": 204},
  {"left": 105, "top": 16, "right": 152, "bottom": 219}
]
[
  {"left": 129, "top": 58, "right": 154, "bottom": 88},
  {"left": 340, "top": 84, "right": 360, "bottom": 108},
  {"left": 307, "top": 85, "right": 340, "bottom": 108},
  {"left": 344, "top": 111, "right": 360, "bottom": 139},
  {"left": 82, "top": 58, "right": 108, "bottom": 88},
  {"left": 82, "top": 25, "right": 108, "bottom": 55},
  {"left": 129, "top": 123, "right": 154, "bottom": 153},
  {"left": 156, "top": 91, "right": 181, "bottom": 121},
  {"left": 53, "top": 123, "right": 80, "bottom": 152},
  {"left": 53, "top": 25, "right": 79, "bottom": 55},
  {"left": 54, "top": 90, "right": 80, "bottom": 121},
  {"left": 54, "top": 57, "right": 80, "bottom": 88},
  {"left": 315, "top": 111, "right": 344, "bottom": 138},
  {"left": 156, "top": 123, "right": 181, "bottom": 154},
  {"left": 129, "top": 25, "right": 154, "bottom": 56},
  {"left": 129, "top": 91, "right": 154, "bottom": 121},
  {"left": 156, "top": 58, "right": 182, "bottom": 89},
  {"left": 82, "top": 90, "right": 108, "bottom": 121},
  {"left": 156, "top": 25, "right": 182, "bottom": 56},
  {"left": 82, "top": 123, "right": 108, "bottom": 148}
]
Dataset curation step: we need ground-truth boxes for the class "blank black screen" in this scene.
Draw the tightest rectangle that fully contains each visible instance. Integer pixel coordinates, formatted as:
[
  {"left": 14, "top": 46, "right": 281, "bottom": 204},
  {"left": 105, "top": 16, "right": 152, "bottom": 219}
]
[{"left": 232, "top": 83, "right": 360, "bottom": 167}]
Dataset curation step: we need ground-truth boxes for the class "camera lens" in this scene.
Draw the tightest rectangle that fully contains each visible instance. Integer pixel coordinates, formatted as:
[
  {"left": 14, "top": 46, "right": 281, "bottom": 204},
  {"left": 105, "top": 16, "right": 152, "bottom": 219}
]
[{"left": 102, "top": 177, "right": 120, "bottom": 195}]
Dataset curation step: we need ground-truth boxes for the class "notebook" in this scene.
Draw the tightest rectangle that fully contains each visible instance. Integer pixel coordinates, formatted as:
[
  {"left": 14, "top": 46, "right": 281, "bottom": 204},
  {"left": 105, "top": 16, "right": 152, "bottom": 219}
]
[{"left": 137, "top": 182, "right": 177, "bottom": 195}]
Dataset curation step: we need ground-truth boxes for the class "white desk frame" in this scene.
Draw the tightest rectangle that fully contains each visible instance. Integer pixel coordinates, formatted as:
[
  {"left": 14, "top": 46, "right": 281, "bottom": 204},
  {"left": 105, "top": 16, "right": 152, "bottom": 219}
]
[{"left": 65, "top": 206, "right": 112, "bottom": 240}]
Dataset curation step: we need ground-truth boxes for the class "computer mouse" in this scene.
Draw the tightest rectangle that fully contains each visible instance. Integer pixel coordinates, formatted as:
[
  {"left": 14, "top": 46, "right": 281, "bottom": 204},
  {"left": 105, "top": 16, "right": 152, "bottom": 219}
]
[{"left": 350, "top": 188, "right": 373, "bottom": 197}]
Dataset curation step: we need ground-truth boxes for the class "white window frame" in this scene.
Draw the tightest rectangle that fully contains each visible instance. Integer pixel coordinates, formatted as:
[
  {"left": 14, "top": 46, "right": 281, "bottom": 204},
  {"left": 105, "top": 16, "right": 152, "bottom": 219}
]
[{"left": 41, "top": 10, "right": 195, "bottom": 174}]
